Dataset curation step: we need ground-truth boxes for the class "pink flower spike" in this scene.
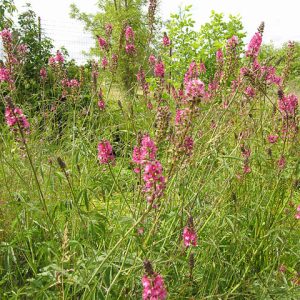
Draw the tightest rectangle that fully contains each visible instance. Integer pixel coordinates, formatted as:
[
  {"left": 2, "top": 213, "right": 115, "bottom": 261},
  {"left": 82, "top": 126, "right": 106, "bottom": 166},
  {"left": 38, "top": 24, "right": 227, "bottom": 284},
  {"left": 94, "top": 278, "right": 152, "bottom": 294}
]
[
  {"left": 154, "top": 61, "right": 165, "bottom": 78},
  {"left": 162, "top": 32, "right": 170, "bottom": 46},
  {"left": 246, "top": 32, "right": 262, "bottom": 58},
  {"left": 183, "top": 226, "right": 197, "bottom": 247},
  {"left": 98, "top": 140, "right": 115, "bottom": 164}
]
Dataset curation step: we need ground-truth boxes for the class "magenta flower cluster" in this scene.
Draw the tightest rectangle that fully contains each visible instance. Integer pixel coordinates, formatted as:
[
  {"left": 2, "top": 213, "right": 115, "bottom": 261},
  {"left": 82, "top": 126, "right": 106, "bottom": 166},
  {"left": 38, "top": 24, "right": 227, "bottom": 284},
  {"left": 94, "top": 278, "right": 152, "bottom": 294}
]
[
  {"left": 132, "top": 135, "right": 165, "bottom": 203},
  {"left": 5, "top": 106, "right": 30, "bottom": 132},
  {"left": 98, "top": 140, "right": 115, "bottom": 164},
  {"left": 125, "top": 26, "right": 136, "bottom": 55},
  {"left": 246, "top": 32, "right": 262, "bottom": 58},
  {"left": 278, "top": 93, "right": 298, "bottom": 115},
  {"left": 182, "top": 226, "right": 197, "bottom": 247},
  {"left": 142, "top": 274, "right": 167, "bottom": 300}
]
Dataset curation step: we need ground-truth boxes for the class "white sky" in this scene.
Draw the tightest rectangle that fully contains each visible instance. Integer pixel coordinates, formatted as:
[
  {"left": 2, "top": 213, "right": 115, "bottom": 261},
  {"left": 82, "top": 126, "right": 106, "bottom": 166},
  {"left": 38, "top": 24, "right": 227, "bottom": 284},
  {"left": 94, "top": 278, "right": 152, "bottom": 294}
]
[{"left": 11, "top": 0, "right": 300, "bottom": 62}]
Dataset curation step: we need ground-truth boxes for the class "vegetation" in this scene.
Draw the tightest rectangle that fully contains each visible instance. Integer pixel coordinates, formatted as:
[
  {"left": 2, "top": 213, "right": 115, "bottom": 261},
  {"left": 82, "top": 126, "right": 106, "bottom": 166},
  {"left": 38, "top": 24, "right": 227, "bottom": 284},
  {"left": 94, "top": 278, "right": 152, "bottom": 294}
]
[{"left": 0, "top": 1, "right": 300, "bottom": 299}]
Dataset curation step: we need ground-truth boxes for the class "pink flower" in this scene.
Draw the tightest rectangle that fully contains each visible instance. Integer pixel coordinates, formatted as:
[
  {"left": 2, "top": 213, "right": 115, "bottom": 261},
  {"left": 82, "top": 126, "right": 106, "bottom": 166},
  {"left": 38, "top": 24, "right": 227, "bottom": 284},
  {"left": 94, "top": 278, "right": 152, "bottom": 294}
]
[
  {"left": 0, "top": 68, "right": 11, "bottom": 82},
  {"left": 244, "top": 86, "right": 255, "bottom": 98},
  {"left": 268, "top": 135, "right": 278, "bottom": 144},
  {"left": 142, "top": 274, "right": 167, "bottom": 300},
  {"left": 48, "top": 56, "right": 55, "bottom": 66},
  {"left": 125, "top": 26, "right": 134, "bottom": 41},
  {"left": 278, "top": 94, "right": 298, "bottom": 115},
  {"left": 125, "top": 43, "right": 136, "bottom": 55},
  {"left": 69, "top": 79, "right": 79, "bottom": 88},
  {"left": 40, "top": 67, "right": 47, "bottom": 79},
  {"left": 243, "top": 163, "right": 251, "bottom": 174},
  {"left": 133, "top": 134, "right": 157, "bottom": 165},
  {"left": 54, "top": 50, "right": 64, "bottom": 63},
  {"left": 98, "top": 36, "right": 108, "bottom": 50},
  {"left": 149, "top": 54, "right": 156, "bottom": 65},
  {"left": 154, "top": 61, "right": 165, "bottom": 78},
  {"left": 183, "top": 136, "right": 194, "bottom": 156},
  {"left": 98, "top": 100, "right": 105, "bottom": 110},
  {"left": 295, "top": 205, "right": 300, "bottom": 219},
  {"left": 175, "top": 109, "right": 189, "bottom": 125},
  {"left": 199, "top": 62, "right": 206, "bottom": 73},
  {"left": 162, "top": 32, "right": 170, "bottom": 46},
  {"left": 185, "top": 79, "right": 205, "bottom": 98},
  {"left": 0, "top": 28, "right": 12, "bottom": 43},
  {"left": 137, "top": 68, "right": 145, "bottom": 82},
  {"left": 227, "top": 35, "right": 238, "bottom": 48},
  {"left": 184, "top": 61, "right": 199, "bottom": 85},
  {"left": 98, "top": 140, "right": 115, "bottom": 164},
  {"left": 183, "top": 226, "right": 197, "bottom": 247},
  {"left": 17, "top": 44, "right": 28, "bottom": 55},
  {"left": 278, "top": 155, "right": 286, "bottom": 170},
  {"left": 105, "top": 23, "right": 113, "bottom": 37},
  {"left": 143, "top": 160, "right": 166, "bottom": 203},
  {"left": 101, "top": 56, "right": 108, "bottom": 69},
  {"left": 216, "top": 49, "right": 223, "bottom": 63},
  {"left": 246, "top": 32, "right": 262, "bottom": 58},
  {"left": 5, "top": 106, "right": 30, "bottom": 131}
]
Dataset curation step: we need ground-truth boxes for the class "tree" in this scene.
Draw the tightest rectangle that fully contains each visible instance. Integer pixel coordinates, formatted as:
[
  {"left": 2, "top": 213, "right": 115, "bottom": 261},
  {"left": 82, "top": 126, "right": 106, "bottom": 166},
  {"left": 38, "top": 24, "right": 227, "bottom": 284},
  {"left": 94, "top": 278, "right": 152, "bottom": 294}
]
[
  {"left": 165, "top": 7, "right": 246, "bottom": 84},
  {"left": 70, "top": 0, "right": 158, "bottom": 91}
]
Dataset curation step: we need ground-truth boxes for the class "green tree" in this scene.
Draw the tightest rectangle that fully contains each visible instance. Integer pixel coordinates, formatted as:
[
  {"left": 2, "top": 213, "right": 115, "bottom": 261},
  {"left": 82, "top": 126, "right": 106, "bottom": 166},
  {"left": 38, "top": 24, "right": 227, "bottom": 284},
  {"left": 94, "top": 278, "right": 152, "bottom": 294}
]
[
  {"left": 0, "top": 0, "right": 16, "bottom": 28},
  {"left": 165, "top": 7, "right": 246, "bottom": 84},
  {"left": 17, "top": 3, "right": 53, "bottom": 82},
  {"left": 70, "top": 0, "right": 156, "bottom": 91}
]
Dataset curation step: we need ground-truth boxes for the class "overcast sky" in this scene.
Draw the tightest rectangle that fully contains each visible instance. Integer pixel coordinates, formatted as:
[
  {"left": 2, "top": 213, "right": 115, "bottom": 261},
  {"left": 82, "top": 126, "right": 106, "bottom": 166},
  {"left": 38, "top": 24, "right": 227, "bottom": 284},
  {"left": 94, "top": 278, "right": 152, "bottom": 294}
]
[{"left": 11, "top": 0, "right": 300, "bottom": 61}]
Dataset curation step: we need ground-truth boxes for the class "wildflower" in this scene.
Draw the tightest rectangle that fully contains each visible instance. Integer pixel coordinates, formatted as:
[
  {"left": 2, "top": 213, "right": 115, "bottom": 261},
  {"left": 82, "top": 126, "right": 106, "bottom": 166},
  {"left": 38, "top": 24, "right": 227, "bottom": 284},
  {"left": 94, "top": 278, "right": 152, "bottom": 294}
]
[
  {"left": 149, "top": 54, "right": 156, "bottom": 65},
  {"left": 5, "top": 106, "right": 30, "bottom": 131},
  {"left": 216, "top": 49, "right": 223, "bottom": 63},
  {"left": 243, "top": 163, "right": 251, "bottom": 174},
  {"left": 277, "top": 155, "right": 286, "bottom": 170},
  {"left": 125, "top": 26, "right": 134, "bottom": 41},
  {"left": 183, "top": 136, "right": 194, "bottom": 156},
  {"left": 125, "top": 43, "right": 136, "bottom": 55},
  {"left": 154, "top": 61, "right": 165, "bottom": 78},
  {"left": 68, "top": 79, "right": 80, "bottom": 88},
  {"left": 0, "top": 68, "right": 11, "bottom": 83},
  {"left": 244, "top": 86, "right": 255, "bottom": 98},
  {"left": 133, "top": 134, "right": 157, "bottom": 165},
  {"left": 175, "top": 109, "right": 190, "bottom": 125},
  {"left": 40, "top": 67, "right": 47, "bottom": 79},
  {"left": 185, "top": 79, "right": 205, "bottom": 98},
  {"left": 142, "top": 274, "right": 167, "bottom": 300},
  {"left": 54, "top": 50, "right": 64, "bottom": 63},
  {"left": 101, "top": 56, "right": 108, "bottom": 69},
  {"left": 268, "top": 134, "right": 278, "bottom": 144},
  {"left": 98, "top": 89, "right": 105, "bottom": 110},
  {"left": 162, "top": 32, "right": 170, "bottom": 46},
  {"left": 227, "top": 35, "right": 238, "bottom": 48},
  {"left": 143, "top": 160, "right": 165, "bottom": 203},
  {"left": 295, "top": 205, "right": 300, "bottom": 220},
  {"left": 183, "top": 216, "right": 197, "bottom": 247},
  {"left": 199, "top": 62, "right": 206, "bottom": 73},
  {"left": 278, "top": 93, "right": 298, "bottom": 115},
  {"left": 98, "top": 36, "right": 108, "bottom": 50},
  {"left": 48, "top": 56, "right": 56, "bottom": 66},
  {"left": 98, "top": 100, "right": 105, "bottom": 110},
  {"left": 97, "top": 140, "right": 115, "bottom": 164},
  {"left": 17, "top": 44, "right": 28, "bottom": 55},
  {"left": 184, "top": 61, "right": 199, "bottom": 84},
  {"left": 0, "top": 28, "right": 12, "bottom": 43},
  {"left": 246, "top": 32, "right": 262, "bottom": 58},
  {"left": 142, "top": 261, "right": 167, "bottom": 300},
  {"left": 105, "top": 23, "right": 113, "bottom": 37}
]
